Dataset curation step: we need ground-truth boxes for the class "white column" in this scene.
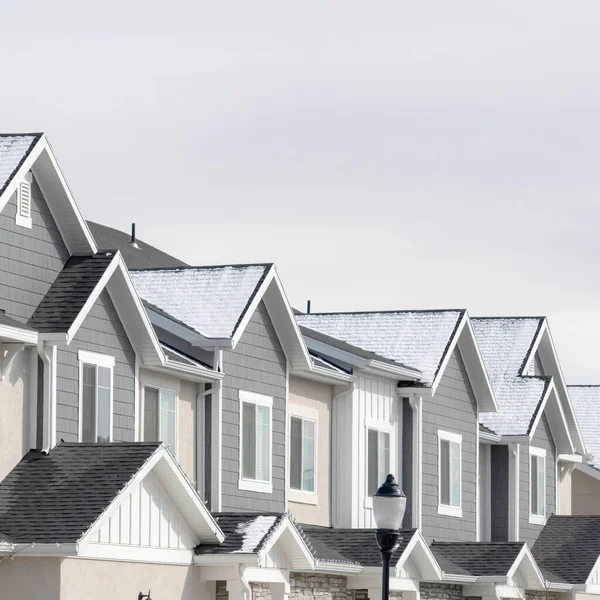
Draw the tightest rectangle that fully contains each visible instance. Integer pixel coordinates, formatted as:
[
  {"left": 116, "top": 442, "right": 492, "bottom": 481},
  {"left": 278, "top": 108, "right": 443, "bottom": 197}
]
[
  {"left": 270, "top": 582, "right": 290, "bottom": 600},
  {"left": 227, "top": 580, "right": 251, "bottom": 600},
  {"left": 508, "top": 442, "right": 520, "bottom": 542}
]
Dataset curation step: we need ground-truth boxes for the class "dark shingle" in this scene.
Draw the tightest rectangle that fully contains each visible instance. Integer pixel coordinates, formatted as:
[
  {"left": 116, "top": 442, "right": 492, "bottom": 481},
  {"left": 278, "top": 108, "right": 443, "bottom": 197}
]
[
  {"left": 27, "top": 254, "right": 114, "bottom": 333},
  {"left": 0, "top": 311, "right": 35, "bottom": 331},
  {"left": 430, "top": 542, "right": 525, "bottom": 577},
  {"left": 300, "top": 525, "right": 416, "bottom": 567},
  {"left": 532, "top": 515, "right": 600, "bottom": 584},
  {"left": 87, "top": 221, "right": 187, "bottom": 270},
  {"left": 0, "top": 442, "right": 160, "bottom": 543}
]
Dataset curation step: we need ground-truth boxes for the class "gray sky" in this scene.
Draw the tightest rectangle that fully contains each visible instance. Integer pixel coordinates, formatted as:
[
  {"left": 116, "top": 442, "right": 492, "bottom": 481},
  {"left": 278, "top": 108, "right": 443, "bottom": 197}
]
[{"left": 2, "top": 1, "right": 600, "bottom": 382}]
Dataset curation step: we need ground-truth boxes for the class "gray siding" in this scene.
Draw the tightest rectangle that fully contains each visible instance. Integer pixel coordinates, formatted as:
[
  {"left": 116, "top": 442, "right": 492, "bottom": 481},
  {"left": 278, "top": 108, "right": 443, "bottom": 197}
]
[
  {"left": 0, "top": 176, "right": 69, "bottom": 322},
  {"left": 520, "top": 414, "right": 556, "bottom": 546},
  {"left": 421, "top": 348, "right": 478, "bottom": 542},
  {"left": 402, "top": 397, "right": 413, "bottom": 528},
  {"left": 56, "top": 290, "right": 136, "bottom": 441},
  {"left": 491, "top": 444, "right": 509, "bottom": 541},
  {"left": 221, "top": 301, "right": 287, "bottom": 512}
]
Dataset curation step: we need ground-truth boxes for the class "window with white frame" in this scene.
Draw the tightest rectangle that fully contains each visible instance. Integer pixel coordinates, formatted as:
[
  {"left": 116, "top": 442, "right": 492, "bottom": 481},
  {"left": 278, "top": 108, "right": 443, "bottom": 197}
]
[
  {"left": 367, "top": 428, "right": 390, "bottom": 497},
  {"left": 78, "top": 350, "right": 114, "bottom": 443},
  {"left": 290, "top": 416, "right": 315, "bottom": 493},
  {"left": 438, "top": 430, "right": 462, "bottom": 517},
  {"left": 143, "top": 386, "right": 177, "bottom": 455},
  {"left": 530, "top": 446, "right": 546, "bottom": 524},
  {"left": 239, "top": 390, "right": 272, "bottom": 493}
]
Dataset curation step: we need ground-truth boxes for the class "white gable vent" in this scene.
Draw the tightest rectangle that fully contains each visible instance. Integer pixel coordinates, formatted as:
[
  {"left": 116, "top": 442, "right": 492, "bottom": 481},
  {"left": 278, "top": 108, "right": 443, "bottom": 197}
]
[{"left": 16, "top": 173, "right": 32, "bottom": 229}]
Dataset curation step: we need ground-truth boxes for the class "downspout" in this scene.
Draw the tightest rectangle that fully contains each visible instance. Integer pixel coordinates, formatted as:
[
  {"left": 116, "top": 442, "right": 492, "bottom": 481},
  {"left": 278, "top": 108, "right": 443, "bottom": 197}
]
[
  {"left": 409, "top": 394, "right": 423, "bottom": 530},
  {"left": 37, "top": 342, "right": 57, "bottom": 452},
  {"left": 28, "top": 346, "right": 38, "bottom": 449},
  {"left": 508, "top": 442, "right": 520, "bottom": 541},
  {"left": 211, "top": 349, "right": 224, "bottom": 512},
  {"left": 330, "top": 382, "right": 355, "bottom": 527}
]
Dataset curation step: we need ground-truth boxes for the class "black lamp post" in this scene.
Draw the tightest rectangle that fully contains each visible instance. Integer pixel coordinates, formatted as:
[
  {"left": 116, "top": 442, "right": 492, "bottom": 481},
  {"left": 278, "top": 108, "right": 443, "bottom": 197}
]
[{"left": 373, "top": 474, "right": 406, "bottom": 600}]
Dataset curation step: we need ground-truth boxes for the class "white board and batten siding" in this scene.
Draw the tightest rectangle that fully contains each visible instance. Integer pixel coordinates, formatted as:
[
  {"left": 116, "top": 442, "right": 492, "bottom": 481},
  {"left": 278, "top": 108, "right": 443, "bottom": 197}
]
[
  {"left": 332, "top": 373, "right": 402, "bottom": 529},
  {"left": 89, "top": 471, "right": 195, "bottom": 550}
]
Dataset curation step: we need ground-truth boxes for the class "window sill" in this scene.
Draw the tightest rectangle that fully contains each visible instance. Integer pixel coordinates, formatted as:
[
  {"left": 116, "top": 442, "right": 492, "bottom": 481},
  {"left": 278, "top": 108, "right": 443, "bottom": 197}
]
[
  {"left": 238, "top": 478, "right": 272, "bottom": 494},
  {"left": 529, "top": 514, "right": 546, "bottom": 526},
  {"left": 438, "top": 504, "right": 462, "bottom": 518},
  {"left": 289, "top": 489, "right": 318, "bottom": 506}
]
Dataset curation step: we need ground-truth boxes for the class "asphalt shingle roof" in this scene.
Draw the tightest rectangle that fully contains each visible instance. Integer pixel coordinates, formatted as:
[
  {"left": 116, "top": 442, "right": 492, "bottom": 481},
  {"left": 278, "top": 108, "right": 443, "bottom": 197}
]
[
  {"left": 27, "top": 254, "right": 115, "bottom": 333},
  {"left": 0, "top": 442, "right": 160, "bottom": 544},
  {"left": 472, "top": 317, "right": 547, "bottom": 436},
  {"left": 431, "top": 542, "right": 525, "bottom": 577},
  {"left": 0, "top": 311, "right": 34, "bottom": 331},
  {"left": 87, "top": 221, "right": 187, "bottom": 270},
  {"left": 568, "top": 386, "right": 600, "bottom": 467},
  {"left": 296, "top": 310, "right": 464, "bottom": 385},
  {"left": 195, "top": 513, "right": 283, "bottom": 554},
  {"left": 532, "top": 515, "right": 600, "bottom": 584},
  {"left": 300, "top": 525, "right": 416, "bottom": 567},
  {"left": 131, "top": 264, "right": 272, "bottom": 339},
  {"left": 0, "top": 134, "right": 41, "bottom": 197}
]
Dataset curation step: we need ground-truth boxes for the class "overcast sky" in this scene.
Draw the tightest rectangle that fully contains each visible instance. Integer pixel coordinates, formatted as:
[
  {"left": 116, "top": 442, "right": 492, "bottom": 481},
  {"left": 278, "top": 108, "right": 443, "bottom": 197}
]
[{"left": 2, "top": 1, "right": 599, "bottom": 381}]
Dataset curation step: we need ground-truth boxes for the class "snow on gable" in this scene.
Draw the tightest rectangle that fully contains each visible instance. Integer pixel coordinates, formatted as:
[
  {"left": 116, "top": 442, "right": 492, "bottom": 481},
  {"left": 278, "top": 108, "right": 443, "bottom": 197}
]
[
  {"left": 0, "top": 134, "right": 39, "bottom": 195},
  {"left": 297, "top": 310, "right": 463, "bottom": 384},
  {"left": 131, "top": 264, "right": 270, "bottom": 339},
  {"left": 233, "top": 515, "right": 278, "bottom": 553},
  {"left": 569, "top": 386, "right": 600, "bottom": 467},
  {"left": 472, "top": 317, "right": 547, "bottom": 436}
]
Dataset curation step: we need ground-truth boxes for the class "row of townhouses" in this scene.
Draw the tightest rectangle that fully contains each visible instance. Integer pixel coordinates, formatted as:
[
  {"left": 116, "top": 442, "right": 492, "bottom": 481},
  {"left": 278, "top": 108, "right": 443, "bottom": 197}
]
[{"left": 1, "top": 132, "right": 600, "bottom": 600}]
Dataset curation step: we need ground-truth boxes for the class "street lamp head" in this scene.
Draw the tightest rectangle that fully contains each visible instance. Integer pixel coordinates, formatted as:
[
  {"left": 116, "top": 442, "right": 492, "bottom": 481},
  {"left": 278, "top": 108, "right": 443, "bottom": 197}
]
[{"left": 373, "top": 474, "right": 406, "bottom": 531}]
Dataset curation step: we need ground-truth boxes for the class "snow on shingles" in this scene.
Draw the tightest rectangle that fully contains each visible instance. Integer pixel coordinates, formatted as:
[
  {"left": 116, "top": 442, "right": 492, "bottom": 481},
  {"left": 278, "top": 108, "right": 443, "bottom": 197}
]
[
  {"left": 234, "top": 515, "right": 278, "bottom": 553},
  {"left": 0, "top": 135, "right": 38, "bottom": 195},
  {"left": 296, "top": 310, "right": 463, "bottom": 384},
  {"left": 472, "top": 317, "right": 546, "bottom": 436},
  {"left": 130, "top": 264, "right": 269, "bottom": 339},
  {"left": 568, "top": 386, "right": 600, "bottom": 467}
]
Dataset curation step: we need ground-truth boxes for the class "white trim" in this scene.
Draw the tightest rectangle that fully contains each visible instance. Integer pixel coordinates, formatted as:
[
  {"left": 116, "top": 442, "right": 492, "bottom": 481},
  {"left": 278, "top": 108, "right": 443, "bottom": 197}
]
[
  {"left": 508, "top": 443, "right": 520, "bottom": 541},
  {"left": 529, "top": 445, "right": 546, "bottom": 525},
  {"left": 134, "top": 353, "right": 140, "bottom": 442},
  {"left": 15, "top": 178, "right": 32, "bottom": 228},
  {"left": 211, "top": 376, "right": 223, "bottom": 512},
  {"left": 197, "top": 385, "right": 207, "bottom": 497},
  {"left": 77, "top": 543, "right": 193, "bottom": 565},
  {"left": 365, "top": 422, "right": 393, "bottom": 499},
  {"left": 285, "top": 360, "right": 290, "bottom": 512},
  {"left": 77, "top": 351, "right": 115, "bottom": 443},
  {"left": 141, "top": 384, "right": 179, "bottom": 457},
  {"left": 238, "top": 389, "right": 274, "bottom": 494},
  {"left": 438, "top": 430, "right": 463, "bottom": 518},
  {"left": 476, "top": 409, "right": 481, "bottom": 541},
  {"left": 409, "top": 395, "right": 423, "bottom": 529},
  {"left": 77, "top": 349, "right": 115, "bottom": 369},
  {"left": 0, "top": 323, "right": 38, "bottom": 345},
  {"left": 289, "top": 411, "right": 317, "bottom": 498},
  {"left": 28, "top": 346, "right": 38, "bottom": 449}
]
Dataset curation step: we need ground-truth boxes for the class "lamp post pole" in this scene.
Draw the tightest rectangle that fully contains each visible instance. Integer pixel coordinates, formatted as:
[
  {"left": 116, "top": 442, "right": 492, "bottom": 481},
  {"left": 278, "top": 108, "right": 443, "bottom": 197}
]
[{"left": 373, "top": 475, "right": 406, "bottom": 600}]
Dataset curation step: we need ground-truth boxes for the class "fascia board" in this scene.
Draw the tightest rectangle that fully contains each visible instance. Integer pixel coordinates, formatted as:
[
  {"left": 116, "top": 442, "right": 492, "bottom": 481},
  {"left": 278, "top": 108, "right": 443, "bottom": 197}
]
[
  {"left": 575, "top": 463, "right": 600, "bottom": 481},
  {"left": 15, "top": 543, "right": 77, "bottom": 557},
  {"left": 292, "top": 365, "right": 356, "bottom": 385},
  {"left": 558, "top": 453, "right": 583, "bottom": 463},
  {"left": 258, "top": 517, "right": 315, "bottom": 570},
  {"left": 38, "top": 333, "right": 68, "bottom": 343},
  {"left": 431, "top": 313, "right": 466, "bottom": 395},
  {"left": 507, "top": 545, "right": 545, "bottom": 590},
  {"left": 442, "top": 573, "right": 478, "bottom": 584},
  {"left": 314, "top": 562, "right": 363, "bottom": 574},
  {"left": 0, "top": 324, "right": 38, "bottom": 345},
  {"left": 527, "top": 379, "right": 554, "bottom": 440},
  {"left": 194, "top": 554, "right": 259, "bottom": 566},
  {"left": 397, "top": 531, "right": 443, "bottom": 582},
  {"left": 152, "top": 361, "right": 224, "bottom": 383},
  {"left": 396, "top": 386, "right": 432, "bottom": 397},
  {"left": 363, "top": 360, "right": 422, "bottom": 381},
  {"left": 479, "top": 430, "right": 502, "bottom": 443},
  {"left": 77, "top": 543, "right": 194, "bottom": 565}
]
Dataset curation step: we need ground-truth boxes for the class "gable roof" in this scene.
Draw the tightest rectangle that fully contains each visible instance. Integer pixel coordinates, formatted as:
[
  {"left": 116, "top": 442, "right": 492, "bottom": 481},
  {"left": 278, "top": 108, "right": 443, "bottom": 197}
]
[
  {"left": 28, "top": 253, "right": 115, "bottom": 333},
  {"left": 296, "top": 310, "right": 464, "bottom": 385},
  {"left": 472, "top": 317, "right": 548, "bottom": 436},
  {"left": 87, "top": 221, "right": 188, "bottom": 270},
  {"left": 0, "top": 133, "right": 96, "bottom": 255},
  {"left": 131, "top": 264, "right": 271, "bottom": 340},
  {"left": 431, "top": 542, "right": 525, "bottom": 577},
  {"left": 568, "top": 385, "right": 600, "bottom": 465},
  {"left": 532, "top": 515, "right": 600, "bottom": 585},
  {"left": 0, "top": 442, "right": 160, "bottom": 544}
]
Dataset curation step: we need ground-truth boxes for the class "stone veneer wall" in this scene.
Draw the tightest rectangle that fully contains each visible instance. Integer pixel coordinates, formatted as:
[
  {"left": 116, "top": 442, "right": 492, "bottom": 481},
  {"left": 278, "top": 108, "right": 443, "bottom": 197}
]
[
  {"left": 419, "top": 584, "right": 462, "bottom": 600},
  {"left": 525, "top": 592, "right": 559, "bottom": 600}
]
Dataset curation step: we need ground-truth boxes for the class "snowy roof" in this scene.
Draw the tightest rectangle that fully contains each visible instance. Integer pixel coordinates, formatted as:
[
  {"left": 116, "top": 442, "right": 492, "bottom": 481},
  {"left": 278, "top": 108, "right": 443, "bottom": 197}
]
[
  {"left": 472, "top": 317, "right": 547, "bottom": 436},
  {"left": 130, "top": 264, "right": 271, "bottom": 339},
  {"left": 568, "top": 386, "right": 600, "bottom": 466},
  {"left": 296, "top": 310, "right": 464, "bottom": 384},
  {"left": 0, "top": 134, "right": 41, "bottom": 196}
]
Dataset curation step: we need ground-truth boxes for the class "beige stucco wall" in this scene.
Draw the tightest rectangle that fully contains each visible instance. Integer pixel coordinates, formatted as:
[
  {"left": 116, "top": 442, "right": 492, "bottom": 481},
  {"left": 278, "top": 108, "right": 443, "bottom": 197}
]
[
  {"left": 0, "top": 347, "right": 30, "bottom": 482},
  {"left": 288, "top": 375, "right": 332, "bottom": 526},
  {"left": 60, "top": 558, "right": 211, "bottom": 600},
  {"left": 572, "top": 467, "right": 600, "bottom": 514},
  {"left": 558, "top": 465, "right": 572, "bottom": 514},
  {"left": 139, "top": 368, "right": 197, "bottom": 484},
  {"left": 0, "top": 557, "right": 61, "bottom": 599}
]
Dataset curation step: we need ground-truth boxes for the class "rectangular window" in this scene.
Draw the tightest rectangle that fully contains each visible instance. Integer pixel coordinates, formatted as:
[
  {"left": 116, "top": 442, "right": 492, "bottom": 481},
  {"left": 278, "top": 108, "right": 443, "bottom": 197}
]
[
  {"left": 367, "top": 428, "right": 390, "bottom": 497},
  {"left": 438, "top": 430, "right": 462, "bottom": 517},
  {"left": 239, "top": 390, "right": 273, "bottom": 494},
  {"left": 143, "top": 387, "right": 177, "bottom": 455},
  {"left": 290, "top": 416, "right": 315, "bottom": 492},
  {"left": 530, "top": 447, "right": 546, "bottom": 523},
  {"left": 78, "top": 350, "right": 114, "bottom": 443}
]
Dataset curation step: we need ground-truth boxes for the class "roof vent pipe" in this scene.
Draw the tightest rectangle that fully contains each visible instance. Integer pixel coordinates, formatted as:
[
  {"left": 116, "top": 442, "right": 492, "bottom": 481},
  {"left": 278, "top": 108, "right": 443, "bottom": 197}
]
[
  {"left": 306, "top": 300, "right": 311, "bottom": 314},
  {"left": 130, "top": 223, "right": 139, "bottom": 249}
]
